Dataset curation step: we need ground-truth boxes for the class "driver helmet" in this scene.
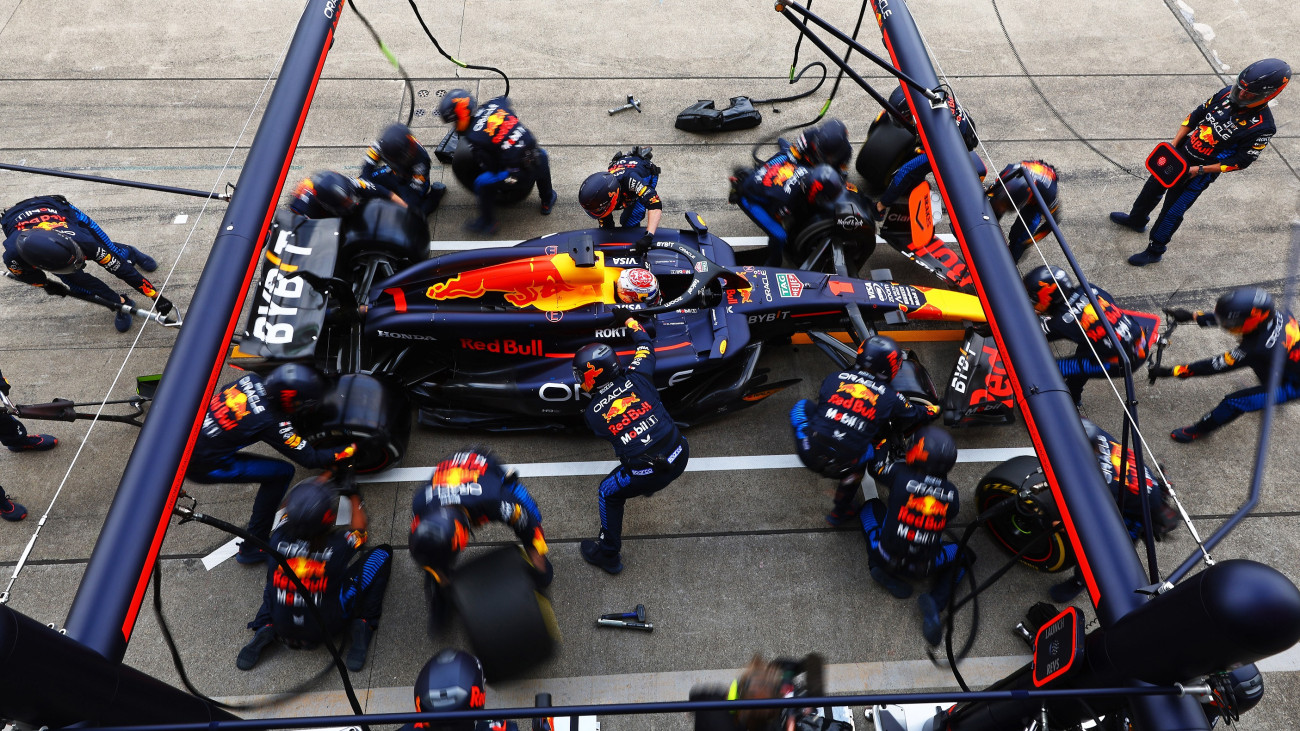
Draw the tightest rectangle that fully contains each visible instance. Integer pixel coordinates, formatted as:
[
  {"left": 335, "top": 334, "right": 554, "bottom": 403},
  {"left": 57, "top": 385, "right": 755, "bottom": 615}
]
[
  {"left": 988, "top": 160, "right": 1057, "bottom": 218},
  {"left": 281, "top": 475, "right": 339, "bottom": 541},
  {"left": 573, "top": 343, "right": 621, "bottom": 393},
  {"left": 376, "top": 123, "right": 423, "bottom": 177},
  {"left": 905, "top": 425, "right": 958, "bottom": 477},
  {"left": 1230, "top": 59, "right": 1291, "bottom": 109},
  {"left": 1214, "top": 286, "right": 1274, "bottom": 335},
  {"left": 855, "top": 335, "right": 903, "bottom": 381},
  {"left": 615, "top": 267, "right": 661, "bottom": 305},
  {"left": 413, "top": 649, "right": 487, "bottom": 731},
  {"left": 1023, "top": 264, "right": 1074, "bottom": 313},
  {"left": 437, "top": 89, "right": 477, "bottom": 133},
  {"left": 800, "top": 164, "right": 845, "bottom": 211},
  {"left": 794, "top": 119, "right": 852, "bottom": 171},
  {"left": 578, "top": 172, "right": 621, "bottom": 220},
  {"left": 290, "top": 171, "right": 360, "bottom": 218},
  {"left": 12, "top": 229, "right": 85, "bottom": 274},
  {"left": 264, "top": 363, "right": 327, "bottom": 415},
  {"left": 409, "top": 505, "right": 471, "bottom": 572}
]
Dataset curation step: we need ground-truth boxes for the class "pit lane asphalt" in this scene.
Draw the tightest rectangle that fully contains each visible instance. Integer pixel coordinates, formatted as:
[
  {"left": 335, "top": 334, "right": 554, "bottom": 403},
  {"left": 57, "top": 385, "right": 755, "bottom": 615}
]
[{"left": 1, "top": 0, "right": 1299, "bottom": 728}]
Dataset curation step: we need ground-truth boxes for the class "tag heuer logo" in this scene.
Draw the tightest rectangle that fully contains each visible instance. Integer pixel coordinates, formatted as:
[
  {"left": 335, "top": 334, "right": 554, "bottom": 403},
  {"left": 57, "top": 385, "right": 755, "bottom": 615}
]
[{"left": 775, "top": 273, "right": 804, "bottom": 298}]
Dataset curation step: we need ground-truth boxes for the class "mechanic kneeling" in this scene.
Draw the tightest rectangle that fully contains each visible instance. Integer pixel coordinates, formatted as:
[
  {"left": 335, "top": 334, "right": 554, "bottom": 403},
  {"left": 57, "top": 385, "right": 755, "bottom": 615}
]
[
  {"left": 575, "top": 316, "right": 688, "bottom": 574},
  {"left": 579, "top": 146, "right": 663, "bottom": 251},
  {"left": 789, "top": 335, "right": 938, "bottom": 526},
  {"left": 237, "top": 475, "right": 392, "bottom": 672},
  {"left": 860, "top": 425, "right": 969, "bottom": 646},
  {"left": 409, "top": 447, "right": 552, "bottom": 633}
]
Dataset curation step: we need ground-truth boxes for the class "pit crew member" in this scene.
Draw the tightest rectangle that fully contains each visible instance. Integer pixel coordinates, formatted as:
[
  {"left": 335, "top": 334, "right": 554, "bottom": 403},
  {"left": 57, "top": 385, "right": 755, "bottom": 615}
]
[
  {"left": 733, "top": 163, "right": 845, "bottom": 265},
  {"left": 288, "top": 170, "right": 405, "bottom": 219},
  {"left": 361, "top": 122, "right": 447, "bottom": 216},
  {"left": 0, "top": 366, "right": 60, "bottom": 522},
  {"left": 398, "top": 649, "right": 509, "bottom": 731},
  {"left": 578, "top": 146, "right": 662, "bottom": 249},
  {"left": 871, "top": 91, "right": 984, "bottom": 217},
  {"left": 987, "top": 160, "right": 1060, "bottom": 262}
]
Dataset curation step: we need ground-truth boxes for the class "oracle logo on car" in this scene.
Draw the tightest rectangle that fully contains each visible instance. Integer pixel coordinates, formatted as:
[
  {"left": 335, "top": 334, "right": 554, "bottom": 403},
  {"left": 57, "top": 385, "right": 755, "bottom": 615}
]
[{"left": 459, "top": 338, "right": 544, "bottom": 356}]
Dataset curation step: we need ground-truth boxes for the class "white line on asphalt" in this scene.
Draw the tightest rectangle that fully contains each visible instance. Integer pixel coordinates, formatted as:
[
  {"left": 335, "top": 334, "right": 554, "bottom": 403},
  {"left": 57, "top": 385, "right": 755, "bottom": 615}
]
[
  {"left": 429, "top": 234, "right": 959, "bottom": 252},
  {"left": 172, "top": 214, "right": 189, "bottom": 224}
]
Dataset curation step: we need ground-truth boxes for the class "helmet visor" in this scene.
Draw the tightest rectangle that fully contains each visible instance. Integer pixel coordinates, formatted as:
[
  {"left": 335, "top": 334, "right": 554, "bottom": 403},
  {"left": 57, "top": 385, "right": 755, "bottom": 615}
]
[{"left": 47, "top": 256, "right": 86, "bottom": 276}]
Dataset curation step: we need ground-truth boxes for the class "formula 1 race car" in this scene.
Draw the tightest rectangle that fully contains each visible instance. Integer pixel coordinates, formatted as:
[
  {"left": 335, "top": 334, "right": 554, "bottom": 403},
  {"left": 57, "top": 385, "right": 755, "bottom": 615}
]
[{"left": 232, "top": 200, "right": 1001, "bottom": 471}]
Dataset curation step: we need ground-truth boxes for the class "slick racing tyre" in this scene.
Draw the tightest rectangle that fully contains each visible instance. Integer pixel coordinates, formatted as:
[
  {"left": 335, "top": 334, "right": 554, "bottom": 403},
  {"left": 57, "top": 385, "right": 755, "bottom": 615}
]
[
  {"left": 790, "top": 216, "right": 875, "bottom": 276},
  {"left": 304, "top": 373, "right": 411, "bottom": 473},
  {"left": 450, "top": 547, "right": 558, "bottom": 682},
  {"left": 976, "top": 456, "right": 1075, "bottom": 573},
  {"left": 451, "top": 142, "right": 537, "bottom": 204}
]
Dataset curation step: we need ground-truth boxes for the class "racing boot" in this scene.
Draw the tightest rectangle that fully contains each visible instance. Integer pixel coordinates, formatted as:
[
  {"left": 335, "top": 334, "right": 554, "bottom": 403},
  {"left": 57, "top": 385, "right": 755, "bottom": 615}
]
[
  {"left": 540, "top": 190, "right": 558, "bottom": 215},
  {"left": 235, "top": 539, "right": 267, "bottom": 565},
  {"left": 580, "top": 537, "right": 624, "bottom": 575},
  {"left": 1171, "top": 414, "right": 1218, "bottom": 443},
  {"left": 424, "top": 573, "right": 450, "bottom": 637},
  {"left": 6, "top": 434, "right": 58, "bottom": 452},
  {"left": 1127, "top": 243, "right": 1165, "bottom": 267},
  {"left": 236, "top": 624, "right": 276, "bottom": 670},
  {"left": 423, "top": 183, "right": 448, "bottom": 216},
  {"left": 0, "top": 493, "right": 27, "bottom": 522},
  {"left": 825, "top": 473, "right": 863, "bottom": 527},
  {"left": 345, "top": 618, "right": 375, "bottom": 671},
  {"left": 114, "top": 295, "right": 136, "bottom": 333},
  {"left": 917, "top": 592, "right": 943, "bottom": 646},
  {"left": 125, "top": 245, "right": 158, "bottom": 273},
  {"left": 1109, "top": 211, "right": 1148, "bottom": 233}
]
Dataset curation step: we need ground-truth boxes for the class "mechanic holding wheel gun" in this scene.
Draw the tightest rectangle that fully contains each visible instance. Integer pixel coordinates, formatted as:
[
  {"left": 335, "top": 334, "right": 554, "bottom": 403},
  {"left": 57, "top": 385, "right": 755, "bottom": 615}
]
[
  {"left": 578, "top": 146, "right": 663, "bottom": 251},
  {"left": 409, "top": 447, "right": 552, "bottom": 633},
  {"left": 575, "top": 316, "right": 688, "bottom": 574},
  {"left": 1151, "top": 286, "right": 1300, "bottom": 443},
  {"left": 2, "top": 195, "right": 171, "bottom": 333},
  {"left": 789, "top": 335, "right": 938, "bottom": 527},
  {"left": 361, "top": 122, "right": 447, "bottom": 217}
]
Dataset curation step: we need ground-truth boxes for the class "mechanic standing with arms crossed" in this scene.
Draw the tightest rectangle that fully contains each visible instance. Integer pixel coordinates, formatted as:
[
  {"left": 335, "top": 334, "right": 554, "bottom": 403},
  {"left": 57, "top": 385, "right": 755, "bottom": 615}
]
[
  {"left": 1110, "top": 59, "right": 1289, "bottom": 265},
  {"left": 574, "top": 316, "right": 688, "bottom": 574}
]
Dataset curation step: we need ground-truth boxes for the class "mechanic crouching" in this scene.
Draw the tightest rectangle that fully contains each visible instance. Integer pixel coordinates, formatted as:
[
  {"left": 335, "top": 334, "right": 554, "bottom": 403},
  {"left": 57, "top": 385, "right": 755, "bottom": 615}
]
[
  {"left": 361, "top": 122, "right": 447, "bottom": 216},
  {"left": 986, "top": 160, "right": 1060, "bottom": 263},
  {"left": 288, "top": 170, "right": 406, "bottom": 219},
  {"left": 575, "top": 316, "right": 688, "bottom": 574},
  {"left": 409, "top": 447, "right": 552, "bottom": 633},
  {"left": 578, "top": 146, "right": 662, "bottom": 251},
  {"left": 789, "top": 335, "right": 938, "bottom": 526}
]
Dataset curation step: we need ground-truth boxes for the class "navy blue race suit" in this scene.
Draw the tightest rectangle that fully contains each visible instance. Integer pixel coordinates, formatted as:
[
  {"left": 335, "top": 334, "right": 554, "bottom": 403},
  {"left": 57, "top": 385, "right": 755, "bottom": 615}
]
[
  {"left": 1123, "top": 87, "right": 1276, "bottom": 254},
  {"left": 463, "top": 97, "right": 556, "bottom": 224},
  {"left": 360, "top": 140, "right": 445, "bottom": 216},
  {"left": 877, "top": 148, "right": 987, "bottom": 209},
  {"left": 789, "top": 367, "right": 933, "bottom": 514},
  {"left": 0, "top": 366, "right": 50, "bottom": 450},
  {"left": 187, "top": 374, "right": 354, "bottom": 544},
  {"left": 249, "top": 515, "right": 392, "bottom": 646},
  {"left": 998, "top": 163, "right": 1060, "bottom": 263},
  {"left": 2, "top": 195, "right": 160, "bottom": 305},
  {"left": 1039, "top": 284, "right": 1152, "bottom": 403},
  {"left": 582, "top": 325, "right": 688, "bottom": 553},
  {"left": 859, "top": 461, "right": 962, "bottom": 592},
  {"left": 734, "top": 153, "right": 832, "bottom": 264},
  {"left": 1169, "top": 307, "right": 1300, "bottom": 434},
  {"left": 598, "top": 152, "right": 662, "bottom": 229},
  {"left": 1085, "top": 423, "right": 1178, "bottom": 539},
  {"left": 290, "top": 176, "right": 394, "bottom": 220}
]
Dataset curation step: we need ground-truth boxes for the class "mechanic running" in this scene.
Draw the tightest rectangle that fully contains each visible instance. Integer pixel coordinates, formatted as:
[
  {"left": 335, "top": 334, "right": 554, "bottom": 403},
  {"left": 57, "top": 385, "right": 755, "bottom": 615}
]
[
  {"left": 860, "top": 425, "right": 969, "bottom": 646},
  {"left": 789, "top": 335, "right": 938, "bottom": 526},
  {"left": 987, "top": 160, "right": 1060, "bottom": 263},
  {"left": 0, "top": 366, "right": 60, "bottom": 522},
  {"left": 579, "top": 146, "right": 662, "bottom": 250},
  {"left": 237, "top": 474, "right": 392, "bottom": 672},
  {"left": 1110, "top": 59, "right": 1290, "bottom": 266},
  {"left": 2, "top": 195, "right": 170, "bottom": 332},
  {"left": 409, "top": 447, "right": 551, "bottom": 632},
  {"left": 1024, "top": 265, "right": 1153, "bottom": 407},
  {"left": 1151, "top": 286, "right": 1300, "bottom": 443},
  {"left": 187, "top": 364, "right": 356, "bottom": 565},
  {"left": 437, "top": 89, "right": 558, "bottom": 235},
  {"left": 289, "top": 170, "right": 406, "bottom": 219},
  {"left": 361, "top": 122, "right": 447, "bottom": 217},
  {"left": 575, "top": 316, "right": 688, "bottom": 574}
]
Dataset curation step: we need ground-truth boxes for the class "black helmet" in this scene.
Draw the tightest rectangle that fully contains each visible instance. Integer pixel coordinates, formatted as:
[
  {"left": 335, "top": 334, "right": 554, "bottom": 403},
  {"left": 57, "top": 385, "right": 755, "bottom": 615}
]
[
  {"left": 264, "top": 363, "right": 326, "bottom": 414},
  {"left": 573, "top": 342, "right": 621, "bottom": 393},
  {"left": 409, "top": 505, "right": 471, "bottom": 572},
  {"left": 376, "top": 123, "right": 422, "bottom": 177},
  {"left": 578, "top": 172, "right": 621, "bottom": 219},
  {"left": 855, "top": 335, "right": 903, "bottom": 381},
  {"left": 290, "top": 171, "right": 359, "bottom": 218},
  {"left": 12, "top": 229, "right": 84, "bottom": 275},
  {"left": 282, "top": 476, "right": 339, "bottom": 540},
  {"left": 905, "top": 425, "right": 958, "bottom": 476},
  {"left": 414, "top": 649, "right": 487, "bottom": 731},
  {"left": 1214, "top": 286, "right": 1275, "bottom": 334},
  {"left": 945, "top": 95, "right": 979, "bottom": 150},
  {"left": 800, "top": 164, "right": 845, "bottom": 211},
  {"left": 1023, "top": 265, "right": 1073, "bottom": 312},
  {"left": 988, "top": 160, "right": 1057, "bottom": 218},
  {"left": 886, "top": 85, "right": 914, "bottom": 125},
  {"left": 796, "top": 119, "right": 852, "bottom": 170},
  {"left": 1230, "top": 59, "right": 1291, "bottom": 109},
  {"left": 438, "top": 89, "right": 477, "bottom": 132}
]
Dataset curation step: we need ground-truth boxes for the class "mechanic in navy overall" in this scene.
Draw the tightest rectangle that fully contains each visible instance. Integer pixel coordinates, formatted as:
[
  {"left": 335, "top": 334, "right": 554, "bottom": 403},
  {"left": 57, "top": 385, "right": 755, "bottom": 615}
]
[
  {"left": 574, "top": 316, "right": 688, "bottom": 574},
  {"left": 288, "top": 170, "right": 405, "bottom": 219},
  {"left": 871, "top": 92, "right": 985, "bottom": 219},
  {"left": 578, "top": 146, "right": 662, "bottom": 248},
  {"left": 409, "top": 448, "right": 551, "bottom": 631},
  {"left": 0, "top": 366, "right": 59, "bottom": 522},
  {"left": 361, "top": 122, "right": 447, "bottom": 217},
  {"left": 1110, "top": 59, "right": 1289, "bottom": 266},
  {"left": 3, "top": 196, "right": 170, "bottom": 332},
  {"left": 987, "top": 160, "right": 1059, "bottom": 263},
  {"left": 187, "top": 364, "right": 356, "bottom": 565},
  {"left": 859, "top": 425, "right": 967, "bottom": 646},
  {"left": 237, "top": 474, "right": 392, "bottom": 673},
  {"left": 1151, "top": 286, "right": 1300, "bottom": 443},
  {"left": 789, "top": 335, "right": 937, "bottom": 526},
  {"left": 437, "top": 89, "right": 558, "bottom": 235},
  {"left": 399, "top": 649, "right": 510, "bottom": 731},
  {"left": 1024, "top": 265, "right": 1151, "bottom": 407}
]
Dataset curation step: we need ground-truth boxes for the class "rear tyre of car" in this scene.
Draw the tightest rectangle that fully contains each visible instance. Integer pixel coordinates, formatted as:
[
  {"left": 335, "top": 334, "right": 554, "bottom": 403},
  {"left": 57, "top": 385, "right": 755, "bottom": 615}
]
[
  {"left": 305, "top": 373, "right": 411, "bottom": 473},
  {"left": 976, "top": 455, "right": 1075, "bottom": 573},
  {"left": 451, "top": 142, "right": 537, "bottom": 204},
  {"left": 450, "top": 546, "right": 558, "bottom": 682}
]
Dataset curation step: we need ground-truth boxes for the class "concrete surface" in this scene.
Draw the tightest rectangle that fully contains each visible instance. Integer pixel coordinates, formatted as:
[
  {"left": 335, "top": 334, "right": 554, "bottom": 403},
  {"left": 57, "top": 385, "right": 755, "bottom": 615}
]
[{"left": 1, "top": 0, "right": 1299, "bottom": 729}]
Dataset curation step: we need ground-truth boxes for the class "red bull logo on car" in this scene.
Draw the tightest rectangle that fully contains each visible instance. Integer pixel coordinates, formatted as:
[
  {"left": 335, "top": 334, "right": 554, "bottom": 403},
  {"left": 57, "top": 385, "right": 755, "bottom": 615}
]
[{"left": 426, "top": 253, "right": 614, "bottom": 312}]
